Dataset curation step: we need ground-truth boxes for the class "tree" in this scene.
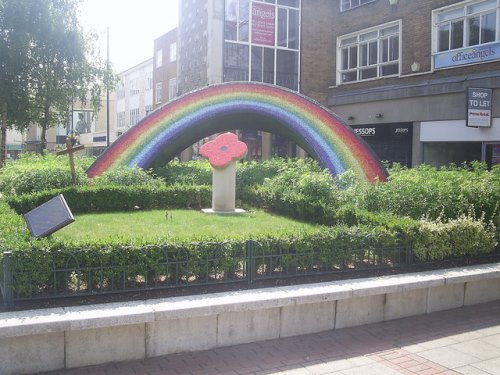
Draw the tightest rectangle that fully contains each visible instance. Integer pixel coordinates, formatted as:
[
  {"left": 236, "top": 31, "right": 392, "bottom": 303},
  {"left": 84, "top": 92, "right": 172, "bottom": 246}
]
[
  {"left": 0, "top": 0, "right": 114, "bottom": 165},
  {"left": 0, "top": 0, "right": 33, "bottom": 165}
]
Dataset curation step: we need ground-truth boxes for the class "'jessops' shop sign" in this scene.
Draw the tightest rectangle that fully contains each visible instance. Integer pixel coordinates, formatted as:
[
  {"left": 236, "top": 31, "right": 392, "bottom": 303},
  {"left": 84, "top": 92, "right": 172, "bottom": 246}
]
[{"left": 467, "top": 88, "right": 492, "bottom": 128}]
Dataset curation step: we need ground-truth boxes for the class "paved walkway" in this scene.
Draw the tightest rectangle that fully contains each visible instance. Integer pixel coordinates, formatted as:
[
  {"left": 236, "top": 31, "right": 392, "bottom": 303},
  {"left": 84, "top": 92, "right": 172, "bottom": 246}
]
[{"left": 44, "top": 300, "right": 500, "bottom": 375}]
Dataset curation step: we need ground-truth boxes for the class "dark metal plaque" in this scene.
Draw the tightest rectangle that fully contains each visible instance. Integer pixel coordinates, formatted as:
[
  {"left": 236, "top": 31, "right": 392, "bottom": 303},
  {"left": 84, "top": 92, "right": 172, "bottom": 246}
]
[{"left": 24, "top": 195, "right": 75, "bottom": 238}]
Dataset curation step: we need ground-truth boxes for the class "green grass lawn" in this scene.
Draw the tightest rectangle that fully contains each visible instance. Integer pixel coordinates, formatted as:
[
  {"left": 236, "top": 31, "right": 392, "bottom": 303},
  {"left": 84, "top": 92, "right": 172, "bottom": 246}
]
[{"left": 53, "top": 209, "right": 321, "bottom": 242}]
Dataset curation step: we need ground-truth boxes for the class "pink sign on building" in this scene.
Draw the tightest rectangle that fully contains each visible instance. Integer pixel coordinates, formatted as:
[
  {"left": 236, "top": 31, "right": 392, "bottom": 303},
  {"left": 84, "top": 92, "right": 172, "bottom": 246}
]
[{"left": 251, "top": 2, "right": 275, "bottom": 46}]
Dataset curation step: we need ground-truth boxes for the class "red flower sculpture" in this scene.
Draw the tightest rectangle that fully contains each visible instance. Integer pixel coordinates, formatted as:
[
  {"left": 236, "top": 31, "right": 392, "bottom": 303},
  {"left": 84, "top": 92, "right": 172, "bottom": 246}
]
[{"left": 200, "top": 132, "right": 248, "bottom": 168}]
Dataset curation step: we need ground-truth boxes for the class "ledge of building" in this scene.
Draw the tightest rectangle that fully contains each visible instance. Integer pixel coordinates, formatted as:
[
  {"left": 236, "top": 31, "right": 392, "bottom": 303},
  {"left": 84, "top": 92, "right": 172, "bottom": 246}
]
[
  {"left": 2, "top": 262, "right": 500, "bottom": 374},
  {"left": 328, "top": 69, "right": 500, "bottom": 106}
]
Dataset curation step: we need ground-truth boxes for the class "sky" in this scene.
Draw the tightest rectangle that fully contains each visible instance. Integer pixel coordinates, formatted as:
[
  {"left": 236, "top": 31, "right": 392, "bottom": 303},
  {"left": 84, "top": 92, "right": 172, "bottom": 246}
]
[{"left": 79, "top": 0, "right": 179, "bottom": 73}]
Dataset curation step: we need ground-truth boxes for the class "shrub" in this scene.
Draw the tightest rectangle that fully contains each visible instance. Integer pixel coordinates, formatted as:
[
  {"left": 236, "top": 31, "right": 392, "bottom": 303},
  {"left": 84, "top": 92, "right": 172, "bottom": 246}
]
[
  {"left": 365, "top": 163, "right": 500, "bottom": 223},
  {"left": 0, "top": 153, "right": 90, "bottom": 195},
  {"left": 93, "top": 167, "right": 165, "bottom": 187},
  {"left": 414, "top": 214, "right": 497, "bottom": 261},
  {"left": 5, "top": 184, "right": 212, "bottom": 214}
]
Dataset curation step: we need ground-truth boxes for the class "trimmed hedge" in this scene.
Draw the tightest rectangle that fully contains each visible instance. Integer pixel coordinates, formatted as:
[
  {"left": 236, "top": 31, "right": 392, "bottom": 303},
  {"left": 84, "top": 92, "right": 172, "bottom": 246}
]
[{"left": 5, "top": 184, "right": 212, "bottom": 214}]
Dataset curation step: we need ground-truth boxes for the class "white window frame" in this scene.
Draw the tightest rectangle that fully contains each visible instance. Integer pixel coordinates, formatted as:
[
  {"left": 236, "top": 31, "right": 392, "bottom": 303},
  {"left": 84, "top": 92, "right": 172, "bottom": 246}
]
[
  {"left": 156, "top": 49, "right": 163, "bottom": 68},
  {"left": 168, "top": 78, "right": 177, "bottom": 100},
  {"left": 170, "top": 42, "right": 177, "bottom": 62},
  {"left": 155, "top": 82, "right": 162, "bottom": 104},
  {"left": 432, "top": 0, "right": 499, "bottom": 54},
  {"left": 117, "top": 111, "right": 126, "bottom": 128},
  {"left": 341, "top": 0, "right": 377, "bottom": 12},
  {"left": 129, "top": 108, "right": 140, "bottom": 126},
  {"left": 145, "top": 71, "right": 153, "bottom": 91},
  {"left": 337, "top": 20, "right": 401, "bottom": 85}
]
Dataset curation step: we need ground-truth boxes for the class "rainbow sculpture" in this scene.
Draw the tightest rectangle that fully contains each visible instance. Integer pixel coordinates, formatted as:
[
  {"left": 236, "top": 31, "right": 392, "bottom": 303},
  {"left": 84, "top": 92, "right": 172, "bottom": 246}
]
[{"left": 87, "top": 82, "right": 387, "bottom": 183}]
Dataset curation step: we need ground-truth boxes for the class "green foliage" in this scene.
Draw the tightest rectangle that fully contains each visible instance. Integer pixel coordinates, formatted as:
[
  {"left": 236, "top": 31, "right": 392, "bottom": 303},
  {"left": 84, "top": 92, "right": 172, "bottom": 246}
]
[
  {"left": 0, "top": 0, "right": 115, "bottom": 157},
  {"left": 414, "top": 214, "right": 497, "bottom": 261},
  {"left": 153, "top": 160, "right": 212, "bottom": 185},
  {"left": 0, "top": 153, "right": 90, "bottom": 195},
  {"left": 93, "top": 166, "right": 165, "bottom": 187},
  {"left": 5, "top": 184, "right": 212, "bottom": 214},
  {"left": 365, "top": 163, "right": 500, "bottom": 223}
]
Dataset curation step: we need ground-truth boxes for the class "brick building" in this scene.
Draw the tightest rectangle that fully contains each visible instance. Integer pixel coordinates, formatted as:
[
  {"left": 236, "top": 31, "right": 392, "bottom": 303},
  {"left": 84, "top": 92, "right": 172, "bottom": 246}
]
[
  {"left": 153, "top": 29, "right": 178, "bottom": 110},
  {"left": 174, "top": 0, "right": 499, "bottom": 167},
  {"left": 301, "top": 0, "right": 500, "bottom": 167}
]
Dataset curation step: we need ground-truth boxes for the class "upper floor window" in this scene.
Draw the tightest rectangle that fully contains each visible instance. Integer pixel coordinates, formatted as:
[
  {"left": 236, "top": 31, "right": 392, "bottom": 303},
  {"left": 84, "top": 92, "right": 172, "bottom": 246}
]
[
  {"left": 129, "top": 78, "right": 139, "bottom": 96},
  {"left": 341, "top": 0, "right": 376, "bottom": 12},
  {"left": 116, "top": 81, "right": 125, "bottom": 99},
  {"left": 337, "top": 21, "right": 400, "bottom": 84},
  {"left": 168, "top": 78, "right": 177, "bottom": 100},
  {"left": 156, "top": 49, "right": 163, "bottom": 68},
  {"left": 435, "top": 0, "right": 498, "bottom": 52},
  {"left": 170, "top": 42, "right": 177, "bottom": 62},
  {"left": 145, "top": 71, "right": 153, "bottom": 91},
  {"left": 117, "top": 111, "right": 126, "bottom": 128},
  {"left": 155, "top": 82, "right": 163, "bottom": 104},
  {"left": 433, "top": 0, "right": 499, "bottom": 69},
  {"left": 130, "top": 108, "right": 140, "bottom": 127}
]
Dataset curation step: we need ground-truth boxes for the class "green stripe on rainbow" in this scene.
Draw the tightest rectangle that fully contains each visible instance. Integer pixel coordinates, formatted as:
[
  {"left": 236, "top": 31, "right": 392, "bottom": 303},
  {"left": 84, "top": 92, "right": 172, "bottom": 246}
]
[{"left": 87, "top": 82, "right": 387, "bottom": 183}]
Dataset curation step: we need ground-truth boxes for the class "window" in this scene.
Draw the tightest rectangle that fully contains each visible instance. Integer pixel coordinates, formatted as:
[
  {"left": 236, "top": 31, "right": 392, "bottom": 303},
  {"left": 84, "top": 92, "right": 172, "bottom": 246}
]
[
  {"left": 156, "top": 49, "right": 163, "bottom": 68},
  {"left": 116, "top": 81, "right": 125, "bottom": 99},
  {"left": 155, "top": 82, "right": 162, "bottom": 104},
  {"left": 170, "top": 42, "right": 177, "bottom": 62},
  {"left": 145, "top": 105, "right": 153, "bottom": 115},
  {"left": 168, "top": 78, "right": 177, "bottom": 100},
  {"left": 129, "top": 108, "right": 140, "bottom": 126},
  {"left": 129, "top": 78, "right": 139, "bottom": 96},
  {"left": 145, "top": 71, "right": 153, "bottom": 91},
  {"left": 117, "top": 111, "right": 126, "bottom": 128},
  {"left": 338, "top": 22, "right": 400, "bottom": 84},
  {"left": 435, "top": 0, "right": 498, "bottom": 53},
  {"left": 433, "top": 0, "right": 500, "bottom": 68},
  {"left": 341, "top": 0, "right": 376, "bottom": 12},
  {"left": 223, "top": 0, "right": 301, "bottom": 91}
]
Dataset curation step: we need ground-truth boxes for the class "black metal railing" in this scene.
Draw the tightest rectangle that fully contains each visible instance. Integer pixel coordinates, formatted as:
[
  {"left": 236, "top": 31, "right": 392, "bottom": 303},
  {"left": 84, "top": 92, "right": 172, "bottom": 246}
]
[{"left": 1, "top": 241, "right": 496, "bottom": 309}]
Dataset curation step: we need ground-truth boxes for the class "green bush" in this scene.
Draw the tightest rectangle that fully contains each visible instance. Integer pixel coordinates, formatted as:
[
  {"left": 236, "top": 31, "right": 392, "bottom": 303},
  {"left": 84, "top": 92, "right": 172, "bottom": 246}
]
[
  {"left": 365, "top": 163, "right": 500, "bottom": 223},
  {"left": 5, "top": 184, "right": 212, "bottom": 214},
  {"left": 414, "top": 214, "right": 497, "bottom": 261},
  {"left": 0, "top": 153, "right": 90, "bottom": 195},
  {"left": 93, "top": 166, "right": 165, "bottom": 187}
]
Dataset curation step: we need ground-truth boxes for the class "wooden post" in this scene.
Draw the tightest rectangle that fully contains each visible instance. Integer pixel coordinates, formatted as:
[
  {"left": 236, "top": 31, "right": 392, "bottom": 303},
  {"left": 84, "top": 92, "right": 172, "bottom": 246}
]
[{"left": 57, "top": 138, "right": 85, "bottom": 185}]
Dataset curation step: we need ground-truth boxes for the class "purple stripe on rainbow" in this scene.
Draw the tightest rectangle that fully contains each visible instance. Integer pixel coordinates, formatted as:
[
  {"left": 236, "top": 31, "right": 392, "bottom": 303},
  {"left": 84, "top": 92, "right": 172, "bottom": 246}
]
[{"left": 87, "top": 82, "right": 387, "bottom": 183}]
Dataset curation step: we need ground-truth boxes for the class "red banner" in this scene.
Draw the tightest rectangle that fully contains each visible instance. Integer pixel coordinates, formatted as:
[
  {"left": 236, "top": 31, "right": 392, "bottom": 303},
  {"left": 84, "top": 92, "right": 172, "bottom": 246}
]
[{"left": 251, "top": 2, "right": 275, "bottom": 46}]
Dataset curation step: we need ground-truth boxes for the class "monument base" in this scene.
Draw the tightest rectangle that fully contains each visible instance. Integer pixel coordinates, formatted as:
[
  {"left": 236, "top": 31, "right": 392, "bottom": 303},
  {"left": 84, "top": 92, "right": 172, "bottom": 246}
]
[{"left": 201, "top": 208, "right": 246, "bottom": 215}]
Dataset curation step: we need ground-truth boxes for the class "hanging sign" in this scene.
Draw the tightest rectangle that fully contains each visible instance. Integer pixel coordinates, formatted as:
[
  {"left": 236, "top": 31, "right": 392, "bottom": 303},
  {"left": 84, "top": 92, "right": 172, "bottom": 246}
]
[
  {"left": 252, "top": 2, "right": 275, "bottom": 46},
  {"left": 467, "top": 87, "right": 492, "bottom": 128}
]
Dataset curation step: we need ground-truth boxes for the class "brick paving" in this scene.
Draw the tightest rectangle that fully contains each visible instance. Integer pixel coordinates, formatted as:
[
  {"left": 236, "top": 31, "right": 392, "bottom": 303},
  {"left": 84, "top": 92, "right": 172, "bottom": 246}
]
[{"left": 44, "top": 300, "right": 500, "bottom": 375}]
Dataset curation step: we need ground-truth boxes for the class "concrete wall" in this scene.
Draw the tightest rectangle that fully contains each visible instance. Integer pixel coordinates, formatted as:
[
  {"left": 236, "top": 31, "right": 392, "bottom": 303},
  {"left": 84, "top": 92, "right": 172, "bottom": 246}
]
[{"left": 1, "top": 263, "right": 500, "bottom": 374}]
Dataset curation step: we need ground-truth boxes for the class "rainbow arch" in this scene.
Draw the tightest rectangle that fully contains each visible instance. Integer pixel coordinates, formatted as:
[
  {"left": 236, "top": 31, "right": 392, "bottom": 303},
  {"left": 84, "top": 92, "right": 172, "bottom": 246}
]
[{"left": 87, "top": 82, "right": 387, "bottom": 183}]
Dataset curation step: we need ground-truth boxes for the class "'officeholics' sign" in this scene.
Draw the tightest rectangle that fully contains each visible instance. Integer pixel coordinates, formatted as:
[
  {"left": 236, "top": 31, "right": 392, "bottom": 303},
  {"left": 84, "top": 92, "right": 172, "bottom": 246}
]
[{"left": 467, "top": 88, "right": 492, "bottom": 128}]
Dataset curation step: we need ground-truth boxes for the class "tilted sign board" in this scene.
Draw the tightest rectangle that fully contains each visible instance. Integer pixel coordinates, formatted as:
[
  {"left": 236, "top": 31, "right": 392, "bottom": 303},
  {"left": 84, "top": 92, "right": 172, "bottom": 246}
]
[
  {"left": 467, "top": 88, "right": 493, "bottom": 128},
  {"left": 24, "top": 194, "right": 75, "bottom": 238}
]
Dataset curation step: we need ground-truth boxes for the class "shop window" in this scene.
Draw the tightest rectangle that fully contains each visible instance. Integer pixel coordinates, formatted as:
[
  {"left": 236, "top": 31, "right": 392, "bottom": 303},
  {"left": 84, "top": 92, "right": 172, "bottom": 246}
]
[
  {"left": 338, "top": 22, "right": 400, "bottom": 84},
  {"left": 423, "top": 142, "right": 482, "bottom": 167}
]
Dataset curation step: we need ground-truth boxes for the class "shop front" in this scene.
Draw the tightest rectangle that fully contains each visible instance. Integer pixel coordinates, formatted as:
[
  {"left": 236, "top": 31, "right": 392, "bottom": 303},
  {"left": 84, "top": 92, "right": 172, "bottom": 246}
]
[
  {"left": 420, "top": 118, "right": 500, "bottom": 168},
  {"left": 350, "top": 123, "right": 413, "bottom": 167}
]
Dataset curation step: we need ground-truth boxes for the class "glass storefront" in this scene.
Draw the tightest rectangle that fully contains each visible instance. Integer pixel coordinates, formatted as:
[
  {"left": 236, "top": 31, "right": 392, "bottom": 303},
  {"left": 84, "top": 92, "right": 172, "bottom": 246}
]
[
  {"left": 423, "top": 142, "right": 482, "bottom": 167},
  {"left": 351, "top": 123, "right": 413, "bottom": 167}
]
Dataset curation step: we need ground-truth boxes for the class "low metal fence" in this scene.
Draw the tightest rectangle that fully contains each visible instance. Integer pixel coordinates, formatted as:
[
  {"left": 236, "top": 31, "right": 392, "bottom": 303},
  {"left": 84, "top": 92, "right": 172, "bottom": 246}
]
[
  {"left": 1, "top": 241, "right": 413, "bottom": 309},
  {"left": 1, "top": 241, "right": 494, "bottom": 309}
]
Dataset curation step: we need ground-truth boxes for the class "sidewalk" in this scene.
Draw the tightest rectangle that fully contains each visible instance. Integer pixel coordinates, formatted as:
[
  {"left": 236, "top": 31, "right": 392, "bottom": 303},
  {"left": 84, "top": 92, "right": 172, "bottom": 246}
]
[{"left": 44, "top": 300, "right": 500, "bottom": 375}]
